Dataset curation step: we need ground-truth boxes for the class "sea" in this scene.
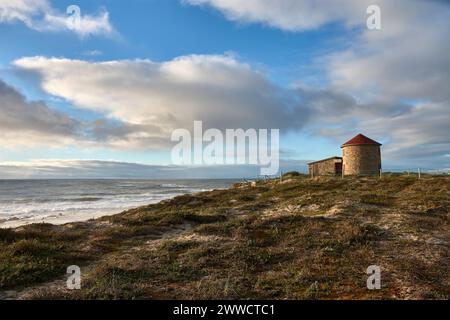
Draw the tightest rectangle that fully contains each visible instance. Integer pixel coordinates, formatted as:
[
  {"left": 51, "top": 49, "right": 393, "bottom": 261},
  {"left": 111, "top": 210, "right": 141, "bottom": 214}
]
[{"left": 0, "top": 179, "right": 237, "bottom": 228}]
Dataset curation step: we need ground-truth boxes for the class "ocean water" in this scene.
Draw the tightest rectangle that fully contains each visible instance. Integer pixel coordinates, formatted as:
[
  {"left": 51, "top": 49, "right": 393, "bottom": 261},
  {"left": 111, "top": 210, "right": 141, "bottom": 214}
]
[{"left": 0, "top": 179, "right": 237, "bottom": 228}]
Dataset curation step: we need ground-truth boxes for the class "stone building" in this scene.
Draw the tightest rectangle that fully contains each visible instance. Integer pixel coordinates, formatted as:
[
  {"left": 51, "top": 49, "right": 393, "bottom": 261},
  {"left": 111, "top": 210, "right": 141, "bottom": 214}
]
[
  {"left": 341, "top": 134, "right": 382, "bottom": 176},
  {"left": 308, "top": 134, "right": 382, "bottom": 176},
  {"left": 308, "top": 157, "right": 343, "bottom": 176}
]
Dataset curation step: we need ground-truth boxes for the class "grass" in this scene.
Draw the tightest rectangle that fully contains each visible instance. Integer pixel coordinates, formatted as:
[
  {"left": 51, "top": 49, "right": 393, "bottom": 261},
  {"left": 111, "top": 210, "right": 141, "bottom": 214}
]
[{"left": 0, "top": 174, "right": 448, "bottom": 299}]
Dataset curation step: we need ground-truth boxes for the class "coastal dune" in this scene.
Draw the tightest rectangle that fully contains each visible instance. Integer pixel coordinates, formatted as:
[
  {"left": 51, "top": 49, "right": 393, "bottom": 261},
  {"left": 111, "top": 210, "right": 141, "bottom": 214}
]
[{"left": 0, "top": 174, "right": 448, "bottom": 300}]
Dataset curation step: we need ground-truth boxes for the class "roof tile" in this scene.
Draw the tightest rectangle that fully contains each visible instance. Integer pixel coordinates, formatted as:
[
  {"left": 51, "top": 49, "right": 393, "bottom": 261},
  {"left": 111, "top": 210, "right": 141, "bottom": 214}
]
[{"left": 341, "top": 134, "right": 382, "bottom": 147}]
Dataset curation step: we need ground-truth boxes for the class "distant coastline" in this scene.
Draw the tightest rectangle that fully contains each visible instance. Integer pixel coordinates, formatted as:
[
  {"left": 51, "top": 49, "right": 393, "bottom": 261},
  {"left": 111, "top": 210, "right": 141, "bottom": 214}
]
[{"left": 0, "top": 179, "right": 238, "bottom": 229}]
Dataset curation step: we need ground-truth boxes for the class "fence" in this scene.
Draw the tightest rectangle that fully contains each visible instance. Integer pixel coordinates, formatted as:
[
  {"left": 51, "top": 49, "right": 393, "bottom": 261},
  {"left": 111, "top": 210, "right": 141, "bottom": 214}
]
[
  {"left": 240, "top": 167, "right": 449, "bottom": 183},
  {"left": 382, "top": 168, "right": 450, "bottom": 177}
]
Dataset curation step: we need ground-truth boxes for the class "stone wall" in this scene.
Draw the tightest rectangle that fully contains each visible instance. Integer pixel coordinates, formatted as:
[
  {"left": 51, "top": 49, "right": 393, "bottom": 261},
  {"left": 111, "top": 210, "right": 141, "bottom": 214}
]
[
  {"left": 309, "top": 158, "right": 342, "bottom": 176},
  {"left": 342, "top": 145, "right": 381, "bottom": 176}
]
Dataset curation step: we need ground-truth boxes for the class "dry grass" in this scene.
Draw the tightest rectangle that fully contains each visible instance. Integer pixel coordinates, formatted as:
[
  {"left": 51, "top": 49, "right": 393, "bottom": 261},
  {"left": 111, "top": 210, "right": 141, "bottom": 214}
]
[{"left": 1, "top": 174, "right": 448, "bottom": 299}]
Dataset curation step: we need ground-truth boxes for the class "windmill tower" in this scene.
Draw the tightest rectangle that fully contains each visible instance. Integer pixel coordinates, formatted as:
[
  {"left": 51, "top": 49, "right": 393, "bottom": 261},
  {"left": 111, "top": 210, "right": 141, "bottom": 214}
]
[{"left": 342, "top": 134, "right": 382, "bottom": 176}]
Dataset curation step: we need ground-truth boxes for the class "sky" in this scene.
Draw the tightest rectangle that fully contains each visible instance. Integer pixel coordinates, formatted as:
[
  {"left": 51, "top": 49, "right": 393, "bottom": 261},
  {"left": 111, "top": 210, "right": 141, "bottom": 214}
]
[{"left": 0, "top": 0, "right": 449, "bottom": 178}]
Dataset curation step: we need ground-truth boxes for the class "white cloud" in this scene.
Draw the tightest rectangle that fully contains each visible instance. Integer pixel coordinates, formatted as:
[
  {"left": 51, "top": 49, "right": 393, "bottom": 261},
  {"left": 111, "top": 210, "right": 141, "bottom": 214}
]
[
  {"left": 327, "top": 1, "right": 450, "bottom": 103},
  {"left": 184, "top": 0, "right": 372, "bottom": 31},
  {"left": 13, "top": 55, "right": 308, "bottom": 149},
  {"left": 0, "top": 78, "right": 161, "bottom": 149},
  {"left": 185, "top": 0, "right": 450, "bottom": 102},
  {"left": 0, "top": 0, "right": 114, "bottom": 37},
  {"left": 317, "top": 1, "right": 450, "bottom": 166}
]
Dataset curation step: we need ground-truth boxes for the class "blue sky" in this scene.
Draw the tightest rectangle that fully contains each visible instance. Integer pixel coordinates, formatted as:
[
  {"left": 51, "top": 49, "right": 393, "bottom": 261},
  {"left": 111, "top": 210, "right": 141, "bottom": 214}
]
[{"left": 0, "top": 0, "right": 449, "bottom": 178}]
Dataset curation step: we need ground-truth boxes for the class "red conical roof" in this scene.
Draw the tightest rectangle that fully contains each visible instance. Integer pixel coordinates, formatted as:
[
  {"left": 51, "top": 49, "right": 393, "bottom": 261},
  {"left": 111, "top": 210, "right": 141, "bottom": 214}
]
[{"left": 341, "top": 134, "right": 381, "bottom": 148}]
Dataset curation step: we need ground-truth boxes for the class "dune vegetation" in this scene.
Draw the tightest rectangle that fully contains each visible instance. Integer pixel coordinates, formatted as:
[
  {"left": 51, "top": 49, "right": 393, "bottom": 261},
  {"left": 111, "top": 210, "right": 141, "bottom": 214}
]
[{"left": 0, "top": 174, "right": 448, "bottom": 299}]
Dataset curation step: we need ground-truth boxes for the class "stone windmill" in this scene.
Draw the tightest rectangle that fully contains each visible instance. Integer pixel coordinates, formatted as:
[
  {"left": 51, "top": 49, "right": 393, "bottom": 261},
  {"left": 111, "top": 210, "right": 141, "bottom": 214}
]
[{"left": 341, "top": 134, "right": 382, "bottom": 176}]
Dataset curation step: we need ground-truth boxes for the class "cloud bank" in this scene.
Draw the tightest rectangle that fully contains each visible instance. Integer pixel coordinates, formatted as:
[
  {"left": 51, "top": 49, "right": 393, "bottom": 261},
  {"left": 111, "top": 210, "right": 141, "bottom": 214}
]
[
  {"left": 1, "top": 0, "right": 449, "bottom": 175},
  {"left": 7, "top": 51, "right": 450, "bottom": 167},
  {"left": 12, "top": 55, "right": 308, "bottom": 149},
  {"left": 183, "top": 0, "right": 450, "bottom": 167},
  {"left": 0, "top": 159, "right": 310, "bottom": 179},
  {"left": 0, "top": 79, "right": 80, "bottom": 146}
]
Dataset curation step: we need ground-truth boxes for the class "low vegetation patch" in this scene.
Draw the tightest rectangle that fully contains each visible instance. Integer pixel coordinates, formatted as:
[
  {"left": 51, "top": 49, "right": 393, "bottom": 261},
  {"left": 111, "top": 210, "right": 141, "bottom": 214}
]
[{"left": 1, "top": 175, "right": 448, "bottom": 299}]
